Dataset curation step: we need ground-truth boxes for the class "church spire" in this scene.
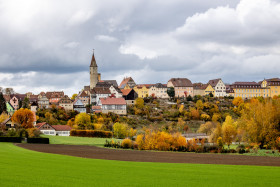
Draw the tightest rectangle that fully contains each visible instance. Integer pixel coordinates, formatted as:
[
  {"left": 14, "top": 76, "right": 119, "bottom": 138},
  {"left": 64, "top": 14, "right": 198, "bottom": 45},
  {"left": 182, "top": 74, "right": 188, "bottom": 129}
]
[{"left": 90, "top": 49, "right": 97, "bottom": 67}]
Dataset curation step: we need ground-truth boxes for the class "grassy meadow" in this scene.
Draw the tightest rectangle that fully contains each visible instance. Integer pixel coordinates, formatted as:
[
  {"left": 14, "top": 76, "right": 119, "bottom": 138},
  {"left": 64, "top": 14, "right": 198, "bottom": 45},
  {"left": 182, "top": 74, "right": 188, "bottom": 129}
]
[
  {"left": 41, "top": 135, "right": 119, "bottom": 147},
  {"left": 1, "top": 142, "right": 280, "bottom": 187}
]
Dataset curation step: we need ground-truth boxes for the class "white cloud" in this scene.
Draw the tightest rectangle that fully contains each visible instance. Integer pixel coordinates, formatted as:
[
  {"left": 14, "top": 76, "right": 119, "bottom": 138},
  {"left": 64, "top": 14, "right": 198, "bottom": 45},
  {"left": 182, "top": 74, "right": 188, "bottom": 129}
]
[
  {"left": 68, "top": 10, "right": 94, "bottom": 26},
  {"left": 95, "top": 35, "right": 118, "bottom": 42}
]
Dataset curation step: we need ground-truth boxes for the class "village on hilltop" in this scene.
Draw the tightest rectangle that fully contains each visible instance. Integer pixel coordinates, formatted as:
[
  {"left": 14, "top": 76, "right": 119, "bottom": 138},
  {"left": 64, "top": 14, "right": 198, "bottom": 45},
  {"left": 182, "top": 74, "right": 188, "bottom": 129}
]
[{"left": 0, "top": 51, "right": 280, "bottom": 136}]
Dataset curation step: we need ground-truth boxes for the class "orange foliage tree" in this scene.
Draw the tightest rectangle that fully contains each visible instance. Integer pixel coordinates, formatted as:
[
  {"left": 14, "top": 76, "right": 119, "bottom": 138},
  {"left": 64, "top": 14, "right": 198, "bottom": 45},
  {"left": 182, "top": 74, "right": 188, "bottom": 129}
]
[{"left": 11, "top": 108, "right": 34, "bottom": 129}]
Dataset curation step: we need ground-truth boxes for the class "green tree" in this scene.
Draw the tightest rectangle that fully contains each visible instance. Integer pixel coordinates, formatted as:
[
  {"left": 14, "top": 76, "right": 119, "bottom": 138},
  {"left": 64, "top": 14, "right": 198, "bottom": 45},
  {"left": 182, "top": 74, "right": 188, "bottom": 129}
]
[
  {"left": 22, "top": 97, "right": 30, "bottom": 109},
  {"left": 0, "top": 92, "right": 7, "bottom": 114},
  {"left": 167, "top": 87, "right": 175, "bottom": 99}
]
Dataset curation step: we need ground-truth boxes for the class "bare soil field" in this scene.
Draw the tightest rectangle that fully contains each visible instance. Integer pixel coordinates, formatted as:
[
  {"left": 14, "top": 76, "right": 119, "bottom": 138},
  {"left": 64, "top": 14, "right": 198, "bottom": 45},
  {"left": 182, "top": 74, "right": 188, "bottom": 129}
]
[{"left": 17, "top": 144, "right": 280, "bottom": 166}]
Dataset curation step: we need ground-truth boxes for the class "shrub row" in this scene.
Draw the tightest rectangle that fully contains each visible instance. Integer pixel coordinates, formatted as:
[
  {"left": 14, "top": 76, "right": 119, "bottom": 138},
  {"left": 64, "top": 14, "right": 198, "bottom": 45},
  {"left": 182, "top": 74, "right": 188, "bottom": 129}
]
[
  {"left": 27, "top": 138, "right": 49, "bottom": 144},
  {"left": 0, "top": 136, "right": 22, "bottom": 143},
  {"left": 70, "top": 130, "right": 113, "bottom": 138}
]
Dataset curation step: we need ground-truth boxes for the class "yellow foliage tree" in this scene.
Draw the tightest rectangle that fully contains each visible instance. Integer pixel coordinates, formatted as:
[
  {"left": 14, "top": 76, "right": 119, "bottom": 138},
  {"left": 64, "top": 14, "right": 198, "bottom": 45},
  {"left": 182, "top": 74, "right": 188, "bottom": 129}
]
[
  {"left": 0, "top": 112, "right": 9, "bottom": 123},
  {"left": 11, "top": 108, "right": 34, "bottom": 129},
  {"left": 135, "top": 98, "right": 144, "bottom": 109},
  {"left": 179, "top": 104, "right": 184, "bottom": 114},
  {"left": 198, "top": 122, "right": 215, "bottom": 135},
  {"left": 113, "top": 122, "right": 129, "bottom": 139},
  {"left": 196, "top": 100, "right": 204, "bottom": 110},
  {"left": 232, "top": 97, "right": 243, "bottom": 107},
  {"left": 209, "top": 123, "right": 222, "bottom": 143},
  {"left": 74, "top": 113, "right": 91, "bottom": 129},
  {"left": 222, "top": 116, "right": 237, "bottom": 148},
  {"left": 212, "top": 113, "right": 221, "bottom": 122},
  {"left": 200, "top": 114, "right": 210, "bottom": 121}
]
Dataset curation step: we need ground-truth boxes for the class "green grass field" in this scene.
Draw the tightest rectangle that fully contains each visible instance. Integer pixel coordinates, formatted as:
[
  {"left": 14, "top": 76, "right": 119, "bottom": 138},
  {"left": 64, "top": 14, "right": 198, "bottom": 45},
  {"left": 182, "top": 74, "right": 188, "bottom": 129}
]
[
  {"left": 41, "top": 135, "right": 119, "bottom": 147},
  {"left": 0, "top": 143, "right": 280, "bottom": 187}
]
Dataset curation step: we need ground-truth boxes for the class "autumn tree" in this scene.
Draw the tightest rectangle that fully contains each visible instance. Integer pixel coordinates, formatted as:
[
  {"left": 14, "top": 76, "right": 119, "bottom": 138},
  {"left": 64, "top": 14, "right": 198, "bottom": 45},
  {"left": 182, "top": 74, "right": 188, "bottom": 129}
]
[
  {"left": 177, "top": 118, "right": 185, "bottom": 132},
  {"left": 71, "top": 94, "right": 78, "bottom": 100},
  {"left": 113, "top": 122, "right": 129, "bottom": 139},
  {"left": 179, "top": 104, "right": 184, "bottom": 114},
  {"left": 11, "top": 108, "right": 34, "bottom": 129},
  {"left": 198, "top": 122, "right": 215, "bottom": 135},
  {"left": 209, "top": 123, "right": 222, "bottom": 143},
  {"left": 212, "top": 113, "right": 221, "bottom": 122},
  {"left": 0, "top": 112, "right": 9, "bottom": 123},
  {"left": 237, "top": 99, "right": 280, "bottom": 146},
  {"left": 135, "top": 98, "right": 144, "bottom": 109},
  {"left": 190, "top": 108, "right": 200, "bottom": 120},
  {"left": 232, "top": 97, "right": 243, "bottom": 107},
  {"left": 74, "top": 113, "right": 91, "bottom": 129},
  {"left": 222, "top": 116, "right": 237, "bottom": 148},
  {"left": 196, "top": 100, "right": 204, "bottom": 110},
  {"left": 45, "top": 112, "right": 58, "bottom": 125},
  {"left": 200, "top": 114, "right": 210, "bottom": 121}
]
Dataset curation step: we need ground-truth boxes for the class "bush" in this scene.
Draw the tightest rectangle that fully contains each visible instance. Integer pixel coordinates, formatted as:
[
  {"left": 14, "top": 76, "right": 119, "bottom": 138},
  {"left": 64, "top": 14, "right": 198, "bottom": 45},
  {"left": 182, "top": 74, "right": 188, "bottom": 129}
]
[
  {"left": 236, "top": 144, "right": 246, "bottom": 154},
  {"left": 104, "top": 139, "right": 121, "bottom": 148},
  {"left": 27, "top": 128, "right": 41, "bottom": 138},
  {"left": 27, "top": 138, "right": 49, "bottom": 144},
  {"left": 0, "top": 136, "right": 22, "bottom": 143},
  {"left": 121, "top": 138, "right": 132, "bottom": 149},
  {"left": 70, "top": 130, "right": 113, "bottom": 138}
]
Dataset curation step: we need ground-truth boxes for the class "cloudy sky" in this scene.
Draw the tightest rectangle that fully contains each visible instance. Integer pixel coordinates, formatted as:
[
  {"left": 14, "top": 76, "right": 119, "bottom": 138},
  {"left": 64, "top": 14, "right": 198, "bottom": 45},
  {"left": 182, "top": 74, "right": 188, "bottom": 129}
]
[{"left": 0, "top": 0, "right": 279, "bottom": 95}]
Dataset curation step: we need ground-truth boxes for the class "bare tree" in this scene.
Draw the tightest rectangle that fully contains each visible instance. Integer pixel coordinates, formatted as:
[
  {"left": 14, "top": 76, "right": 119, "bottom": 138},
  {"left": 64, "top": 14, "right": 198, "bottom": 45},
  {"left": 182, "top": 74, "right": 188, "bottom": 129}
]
[{"left": 4, "top": 88, "right": 15, "bottom": 95}]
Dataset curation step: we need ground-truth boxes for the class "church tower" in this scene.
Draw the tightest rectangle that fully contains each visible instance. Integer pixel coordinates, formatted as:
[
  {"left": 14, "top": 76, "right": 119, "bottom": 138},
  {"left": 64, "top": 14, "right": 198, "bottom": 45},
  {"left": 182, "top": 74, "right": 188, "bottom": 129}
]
[{"left": 90, "top": 51, "right": 98, "bottom": 89}]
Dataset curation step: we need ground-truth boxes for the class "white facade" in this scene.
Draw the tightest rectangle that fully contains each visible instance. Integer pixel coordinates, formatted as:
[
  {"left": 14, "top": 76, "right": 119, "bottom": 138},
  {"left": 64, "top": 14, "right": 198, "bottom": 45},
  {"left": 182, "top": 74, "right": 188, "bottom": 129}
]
[
  {"left": 149, "top": 84, "right": 168, "bottom": 98},
  {"left": 109, "top": 86, "right": 123, "bottom": 98},
  {"left": 214, "top": 80, "right": 226, "bottom": 97},
  {"left": 91, "top": 93, "right": 111, "bottom": 105}
]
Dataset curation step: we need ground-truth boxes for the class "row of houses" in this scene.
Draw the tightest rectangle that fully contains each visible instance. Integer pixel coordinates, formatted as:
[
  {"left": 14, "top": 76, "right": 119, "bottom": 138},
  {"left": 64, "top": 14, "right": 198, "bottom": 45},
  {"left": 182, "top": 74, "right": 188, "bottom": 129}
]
[{"left": 118, "top": 77, "right": 280, "bottom": 100}]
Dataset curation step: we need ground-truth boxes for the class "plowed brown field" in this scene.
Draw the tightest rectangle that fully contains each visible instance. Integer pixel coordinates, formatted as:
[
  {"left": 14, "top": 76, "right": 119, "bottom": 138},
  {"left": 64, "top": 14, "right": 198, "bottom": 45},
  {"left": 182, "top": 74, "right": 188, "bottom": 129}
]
[{"left": 17, "top": 144, "right": 280, "bottom": 166}]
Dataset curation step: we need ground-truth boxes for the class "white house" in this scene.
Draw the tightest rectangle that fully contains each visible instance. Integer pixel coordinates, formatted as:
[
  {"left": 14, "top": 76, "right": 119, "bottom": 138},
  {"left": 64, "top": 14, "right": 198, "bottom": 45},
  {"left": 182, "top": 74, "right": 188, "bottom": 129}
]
[
  {"left": 90, "top": 87, "right": 111, "bottom": 106},
  {"left": 36, "top": 122, "right": 72, "bottom": 136},
  {"left": 109, "top": 85, "right": 123, "bottom": 98},
  {"left": 208, "top": 78, "right": 226, "bottom": 97},
  {"left": 100, "top": 97, "right": 127, "bottom": 115}
]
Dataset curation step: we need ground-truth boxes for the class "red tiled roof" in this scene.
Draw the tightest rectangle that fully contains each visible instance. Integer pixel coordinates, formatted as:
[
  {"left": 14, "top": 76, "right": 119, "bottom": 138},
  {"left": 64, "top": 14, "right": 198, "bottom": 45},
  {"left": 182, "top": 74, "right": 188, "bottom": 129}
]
[
  {"left": 208, "top": 79, "right": 221, "bottom": 87},
  {"left": 79, "top": 90, "right": 89, "bottom": 97},
  {"left": 90, "top": 87, "right": 111, "bottom": 94},
  {"left": 169, "top": 78, "right": 193, "bottom": 87},
  {"left": 46, "top": 91, "right": 64, "bottom": 99},
  {"left": 92, "top": 106, "right": 101, "bottom": 109},
  {"left": 121, "top": 89, "right": 132, "bottom": 96},
  {"left": 35, "top": 122, "right": 46, "bottom": 129},
  {"left": 100, "top": 97, "right": 126, "bottom": 105},
  {"left": 52, "top": 125, "right": 72, "bottom": 131}
]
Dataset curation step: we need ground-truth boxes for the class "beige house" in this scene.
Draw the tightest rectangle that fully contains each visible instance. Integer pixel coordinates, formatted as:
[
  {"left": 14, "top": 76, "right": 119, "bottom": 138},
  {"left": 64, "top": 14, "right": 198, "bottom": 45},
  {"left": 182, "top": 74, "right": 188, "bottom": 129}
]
[
  {"left": 149, "top": 83, "right": 169, "bottom": 98},
  {"left": 167, "top": 78, "right": 193, "bottom": 97},
  {"left": 59, "top": 95, "right": 73, "bottom": 111},
  {"left": 193, "top": 83, "right": 207, "bottom": 96},
  {"left": 100, "top": 97, "right": 127, "bottom": 115}
]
